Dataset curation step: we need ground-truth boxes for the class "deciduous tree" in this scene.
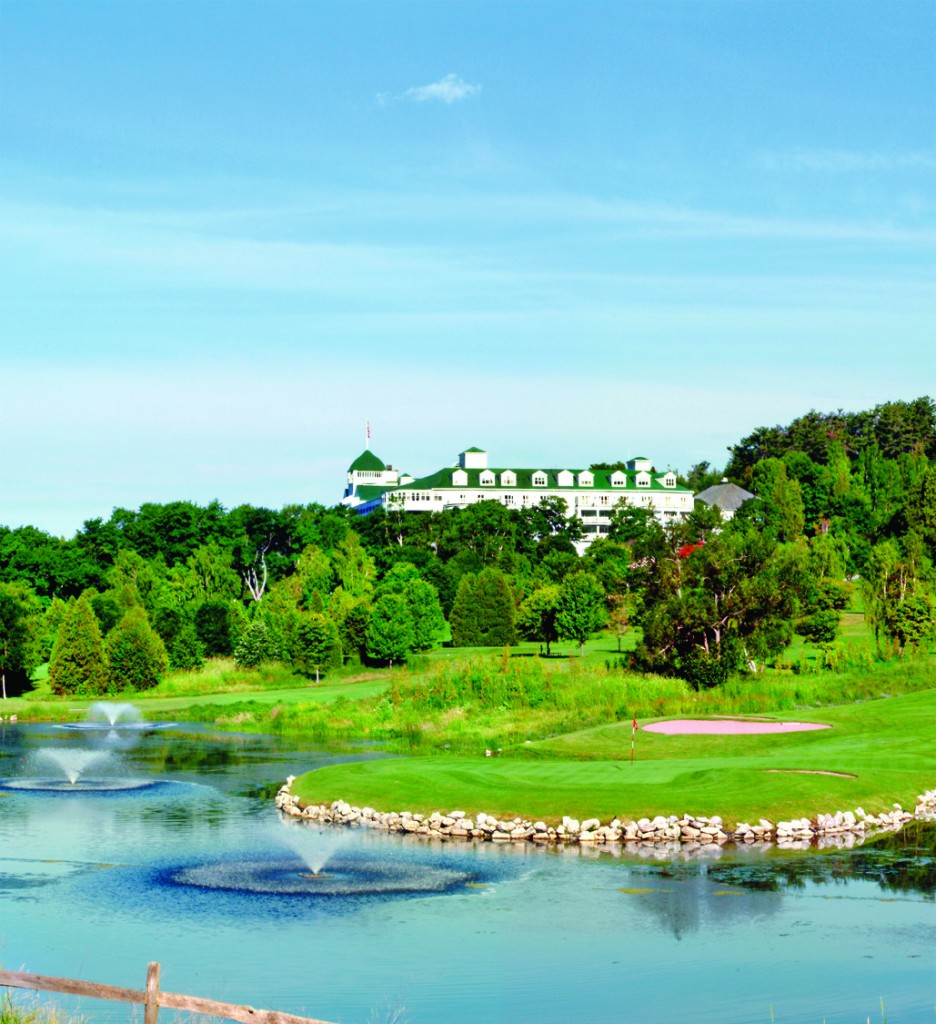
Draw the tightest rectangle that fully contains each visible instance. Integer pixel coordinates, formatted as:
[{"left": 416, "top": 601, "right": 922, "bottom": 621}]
[
  {"left": 517, "top": 584, "right": 561, "bottom": 656},
  {"left": 556, "top": 572, "right": 605, "bottom": 656},
  {"left": 0, "top": 582, "right": 42, "bottom": 699},
  {"left": 291, "top": 612, "right": 342, "bottom": 681},
  {"left": 365, "top": 594, "right": 414, "bottom": 668}
]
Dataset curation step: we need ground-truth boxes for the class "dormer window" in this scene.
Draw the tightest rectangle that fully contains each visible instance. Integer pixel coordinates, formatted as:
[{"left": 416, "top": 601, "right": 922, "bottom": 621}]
[
  {"left": 557, "top": 469, "right": 574, "bottom": 487},
  {"left": 610, "top": 471, "right": 626, "bottom": 487},
  {"left": 500, "top": 470, "right": 516, "bottom": 486},
  {"left": 479, "top": 470, "right": 495, "bottom": 486},
  {"left": 532, "top": 471, "right": 547, "bottom": 487},
  {"left": 578, "top": 471, "right": 593, "bottom": 487},
  {"left": 636, "top": 471, "right": 651, "bottom": 488},
  {"left": 452, "top": 469, "right": 468, "bottom": 486},
  {"left": 662, "top": 472, "right": 676, "bottom": 488}
]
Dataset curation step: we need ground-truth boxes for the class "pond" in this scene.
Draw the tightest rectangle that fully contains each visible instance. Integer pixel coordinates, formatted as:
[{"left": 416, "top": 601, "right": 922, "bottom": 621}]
[{"left": 0, "top": 722, "right": 933, "bottom": 1024}]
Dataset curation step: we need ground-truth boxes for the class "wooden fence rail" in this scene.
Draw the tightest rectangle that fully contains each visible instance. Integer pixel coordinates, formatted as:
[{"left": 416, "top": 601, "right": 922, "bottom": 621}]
[{"left": 0, "top": 964, "right": 335, "bottom": 1024}]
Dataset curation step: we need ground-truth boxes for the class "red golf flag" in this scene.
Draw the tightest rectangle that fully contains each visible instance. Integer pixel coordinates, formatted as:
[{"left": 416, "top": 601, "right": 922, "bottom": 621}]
[{"left": 632, "top": 717, "right": 638, "bottom": 732}]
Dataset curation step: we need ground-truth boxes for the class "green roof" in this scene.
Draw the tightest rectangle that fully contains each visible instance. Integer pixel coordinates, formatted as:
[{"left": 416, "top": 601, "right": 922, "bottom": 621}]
[
  {"left": 353, "top": 485, "right": 390, "bottom": 501},
  {"left": 391, "top": 466, "right": 691, "bottom": 494},
  {"left": 462, "top": 446, "right": 487, "bottom": 453},
  {"left": 348, "top": 449, "right": 386, "bottom": 473}
]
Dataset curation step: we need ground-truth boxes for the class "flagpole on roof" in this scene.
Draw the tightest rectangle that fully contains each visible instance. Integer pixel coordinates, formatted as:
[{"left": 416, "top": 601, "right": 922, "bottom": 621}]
[{"left": 366, "top": 419, "right": 371, "bottom": 450}]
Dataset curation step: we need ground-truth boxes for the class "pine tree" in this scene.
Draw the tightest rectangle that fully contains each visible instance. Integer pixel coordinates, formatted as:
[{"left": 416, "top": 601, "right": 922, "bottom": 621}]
[
  {"left": 450, "top": 569, "right": 516, "bottom": 647},
  {"left": 474, "top": 567, "right": 516, "bottom": 646},
  {"left": 107, "top": 606, "right": 169, "bottom": 691},
  {"left": 49, "top": 594, "right": 110, "bottom": 696},
  {"left": 169, "top": 621, "right": 205, "bottom": 671},
  {"left": 449, "top": 573, "right": 479, "bottom": 646}
]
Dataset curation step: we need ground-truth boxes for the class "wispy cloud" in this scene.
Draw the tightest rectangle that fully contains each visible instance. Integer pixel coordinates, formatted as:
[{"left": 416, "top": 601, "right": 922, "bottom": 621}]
[
  {"left": 756, "top": 148, "right": 936, "bottom": 173},
  {"left": 377, "top": 73, "right": 481, "bottom": 107}
]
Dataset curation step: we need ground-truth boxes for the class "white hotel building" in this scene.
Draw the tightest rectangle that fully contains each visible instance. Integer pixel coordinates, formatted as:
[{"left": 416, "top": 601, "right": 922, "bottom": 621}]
[{"left": 342, "top": 446, "right": 694, "bottom": 549}]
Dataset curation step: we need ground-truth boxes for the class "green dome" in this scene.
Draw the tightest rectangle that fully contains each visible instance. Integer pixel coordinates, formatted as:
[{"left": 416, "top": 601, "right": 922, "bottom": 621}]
[{"left": 349, "top": 449, "right": 386, "bottom": 473}]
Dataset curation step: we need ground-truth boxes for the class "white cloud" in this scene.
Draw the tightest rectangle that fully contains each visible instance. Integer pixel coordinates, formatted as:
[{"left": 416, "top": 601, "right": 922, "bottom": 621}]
[{"left": 378, "top": 73, "right": 481, "bottom": 106}]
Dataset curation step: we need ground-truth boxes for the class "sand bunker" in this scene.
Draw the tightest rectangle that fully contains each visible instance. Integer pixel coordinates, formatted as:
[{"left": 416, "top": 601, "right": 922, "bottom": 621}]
[{"left": 644, "top": 719, "right": 830, "bottom": 735}]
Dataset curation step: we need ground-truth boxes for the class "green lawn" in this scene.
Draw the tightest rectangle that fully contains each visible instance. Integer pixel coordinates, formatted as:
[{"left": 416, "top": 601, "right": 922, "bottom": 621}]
[{"left": 291, "top": 689, "right": 936, "bottom": 826}]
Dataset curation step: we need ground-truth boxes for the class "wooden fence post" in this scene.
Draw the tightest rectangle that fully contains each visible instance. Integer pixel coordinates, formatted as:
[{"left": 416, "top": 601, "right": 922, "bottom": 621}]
[{"left": 144, "top": 962, "right": 161, "bottom": 1024}]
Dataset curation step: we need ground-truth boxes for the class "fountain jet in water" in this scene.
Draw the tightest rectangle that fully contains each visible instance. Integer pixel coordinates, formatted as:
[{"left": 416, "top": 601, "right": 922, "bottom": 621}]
[
  {"left": 280, "top": 822, "right": 348, "bottom": 876},
  {"left": 35, "top": 748, "right": 115, "bottom": 785},
  {"left": 88, "top": 702, "right": 142, "bottom": 727}
]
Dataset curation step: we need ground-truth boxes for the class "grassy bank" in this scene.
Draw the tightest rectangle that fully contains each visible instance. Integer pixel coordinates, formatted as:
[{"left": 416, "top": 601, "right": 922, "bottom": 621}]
[
  {"left": 291, "top": 688, "right": 936, "bottom": 825},
  {"left": 201, "top": 649, "right": 936, "bottom": 753}
]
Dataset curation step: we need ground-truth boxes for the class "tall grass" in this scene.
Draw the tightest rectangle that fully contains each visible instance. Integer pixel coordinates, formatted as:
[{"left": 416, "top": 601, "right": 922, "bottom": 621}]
[
  {"left": 233, "top": 651, "right": 934, "bottom": 755},
  {"left": 0, "top": 993, "right": 85, "bottom": 1024}
]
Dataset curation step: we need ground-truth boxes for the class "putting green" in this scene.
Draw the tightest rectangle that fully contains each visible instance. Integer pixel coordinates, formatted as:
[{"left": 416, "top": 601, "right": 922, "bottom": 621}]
[{"left": 292, "top": 690, "right": 936, "bottom": 825}]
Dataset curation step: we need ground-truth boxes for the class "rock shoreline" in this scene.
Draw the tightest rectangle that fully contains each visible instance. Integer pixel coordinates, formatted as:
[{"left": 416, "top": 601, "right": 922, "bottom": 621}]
[{"left": 275, "top": 779, "right": 936, "bottom": 852}]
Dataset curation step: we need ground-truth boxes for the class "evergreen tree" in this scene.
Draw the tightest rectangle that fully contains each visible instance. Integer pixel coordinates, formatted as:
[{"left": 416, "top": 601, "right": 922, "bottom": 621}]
[
  {"left": 556, "top": 572, "right": 605, "bottom": 656},
  {"left": 450, "top": 568, "right": 516, "bottom": 647},
  {"left": 49, "top": 594, "right": 110, "bottom": 696},
  {"left": 365, "top": 593, "right": 415, "bottom": 667},
  {"left": 634, "top": 522, "right": 806, "bottom": 684},
  {"left": 474, "top": 567, "right": 517, "bottom": 646},
  {"left": 107, "top": 606, "right": 169, "bottom": 691},
  {"left": 449, "top": 573, "right": 479, "bottom": 646},
  {"left": 169, "top": 620, "right": 204, "bottom": 670}
]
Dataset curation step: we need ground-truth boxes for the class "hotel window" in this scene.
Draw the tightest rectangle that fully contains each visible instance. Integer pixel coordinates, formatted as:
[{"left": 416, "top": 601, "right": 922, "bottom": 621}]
[{"left": 533, "top": 473, "right": 547, "bottom": 487}]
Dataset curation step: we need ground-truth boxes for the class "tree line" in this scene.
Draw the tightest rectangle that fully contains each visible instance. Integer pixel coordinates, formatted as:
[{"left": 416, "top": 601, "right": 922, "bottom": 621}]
[{"left": 0, "top": 397, "right": 933, "bottom": 697}]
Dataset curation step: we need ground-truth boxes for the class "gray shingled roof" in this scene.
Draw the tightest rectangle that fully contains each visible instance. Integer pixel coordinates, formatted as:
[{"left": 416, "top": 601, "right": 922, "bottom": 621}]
[{"left": 695, "top": 479, "right": 755, "bottom": 513}]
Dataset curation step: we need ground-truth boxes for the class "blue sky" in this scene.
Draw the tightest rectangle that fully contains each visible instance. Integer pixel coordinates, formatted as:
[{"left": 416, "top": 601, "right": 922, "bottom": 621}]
[{"left": 2, "top": 1, "right": 934, "bottom": 536}]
